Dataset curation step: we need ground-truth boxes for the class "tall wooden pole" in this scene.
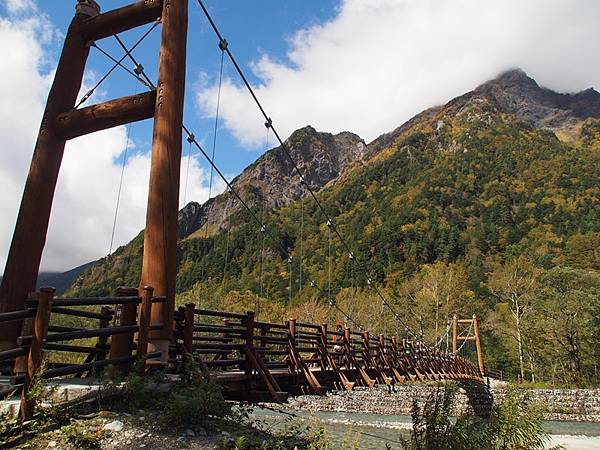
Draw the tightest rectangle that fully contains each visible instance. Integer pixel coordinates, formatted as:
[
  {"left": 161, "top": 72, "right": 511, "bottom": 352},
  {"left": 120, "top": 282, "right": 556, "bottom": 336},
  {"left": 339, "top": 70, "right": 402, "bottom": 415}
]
[
  {"left": 472, "top": 314, "right": 485, "bottom": 375},
  {"left": 140, "top": 0, "right": 188, "bottom": 360},
  {"left": 0, "top": 2, "right": 97, "bottom": 348},
  {"left": 452, "top": 314, "right": 458, "bottom": 353}
]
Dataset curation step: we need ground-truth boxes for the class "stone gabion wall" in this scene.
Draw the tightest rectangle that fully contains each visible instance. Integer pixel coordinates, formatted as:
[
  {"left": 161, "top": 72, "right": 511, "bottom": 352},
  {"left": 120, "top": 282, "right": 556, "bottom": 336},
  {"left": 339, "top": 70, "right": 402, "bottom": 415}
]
[{"left": 285, "top": 385, "right": 600, "bottom": 422}]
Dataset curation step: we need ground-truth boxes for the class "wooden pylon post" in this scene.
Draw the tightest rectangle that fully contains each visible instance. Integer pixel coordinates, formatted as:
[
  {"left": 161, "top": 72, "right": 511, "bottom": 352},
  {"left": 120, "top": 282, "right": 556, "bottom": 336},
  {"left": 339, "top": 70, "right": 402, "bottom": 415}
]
[
  {"left": 472, "top": 314, "right": 485, "bottom": 376},
  {"left": 452, "top": 314, "right": 458, "bottom": 354},
  {"left": 140, "top": 0, "right": 188, "bottom": 363},
  {"left": 137, "top": 286, "right": 154, "bottom": 371},
  {"left": 109, "top": 287, "right": 139, "bottom": 375},
  {"left": 20, "top": 287, "right": 54, "bottom": 421},
  {"left": 0, "top": 2, "right": 97, "bottom": 348}
]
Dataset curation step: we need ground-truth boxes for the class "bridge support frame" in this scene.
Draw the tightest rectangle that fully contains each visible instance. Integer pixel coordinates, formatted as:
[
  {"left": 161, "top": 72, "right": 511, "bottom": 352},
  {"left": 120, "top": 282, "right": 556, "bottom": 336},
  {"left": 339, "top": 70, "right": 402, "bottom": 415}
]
[
  {"left": 140, "top": 0, "right": 188, "bottom": 360},
  {"left": 0, "top": 3, "right": 96, "bottom": 348},
  {"left": 0, "top": 1, "right": 187, "bottom": 368},
  {"left": 453, "top": 315, "right": 485, "bottom": 377}
]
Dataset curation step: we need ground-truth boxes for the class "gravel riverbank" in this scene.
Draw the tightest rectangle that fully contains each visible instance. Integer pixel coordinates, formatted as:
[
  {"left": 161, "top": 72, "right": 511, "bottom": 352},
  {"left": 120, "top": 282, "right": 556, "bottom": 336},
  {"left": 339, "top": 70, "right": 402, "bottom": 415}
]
[{"left": 277, "top": 385, "right": 600, "bottom": 422}]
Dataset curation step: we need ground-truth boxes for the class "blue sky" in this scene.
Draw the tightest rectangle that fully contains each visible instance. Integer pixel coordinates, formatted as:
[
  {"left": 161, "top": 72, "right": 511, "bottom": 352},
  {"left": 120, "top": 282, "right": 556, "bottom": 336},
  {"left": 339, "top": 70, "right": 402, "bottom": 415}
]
[
  {"left": 43, "top": 0, "right": 340, "bottom": 177},
  {"left": 1, "top": 0, "right": 599, "bottom": 272}
]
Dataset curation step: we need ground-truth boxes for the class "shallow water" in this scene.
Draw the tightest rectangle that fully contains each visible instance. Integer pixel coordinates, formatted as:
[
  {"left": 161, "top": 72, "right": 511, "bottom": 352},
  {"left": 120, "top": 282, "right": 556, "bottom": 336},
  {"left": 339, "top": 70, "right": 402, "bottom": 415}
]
[{"left": 251, "top": 408, "right": 600, "bottom": 449}]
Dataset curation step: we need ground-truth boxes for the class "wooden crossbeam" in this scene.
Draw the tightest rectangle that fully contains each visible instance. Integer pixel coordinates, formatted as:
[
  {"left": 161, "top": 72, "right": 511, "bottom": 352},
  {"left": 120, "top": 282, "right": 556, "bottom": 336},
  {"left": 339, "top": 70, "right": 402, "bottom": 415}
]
[
  {"left": 54, "top": 91, "right": 156, "bottom": 140},
  {"left": 81, "top": 0, "right": 163, "bottom": 41}
]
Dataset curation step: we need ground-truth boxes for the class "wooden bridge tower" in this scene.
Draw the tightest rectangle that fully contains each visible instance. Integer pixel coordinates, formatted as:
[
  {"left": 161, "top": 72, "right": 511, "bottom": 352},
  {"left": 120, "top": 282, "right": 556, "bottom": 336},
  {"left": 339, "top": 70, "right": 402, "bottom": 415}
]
[
  {"left": 0, "top": 0, "right": 188, "bottom": 360},
  {"left": 453, "top": 314, "right": 485, "bottom": 376}
]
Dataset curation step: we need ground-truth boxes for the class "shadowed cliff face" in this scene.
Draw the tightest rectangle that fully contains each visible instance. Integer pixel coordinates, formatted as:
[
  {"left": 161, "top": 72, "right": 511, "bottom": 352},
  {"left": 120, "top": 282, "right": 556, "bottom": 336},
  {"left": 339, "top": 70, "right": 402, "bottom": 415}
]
[{"left": 179, "top": 126, "right": 366, "bottom": 240}]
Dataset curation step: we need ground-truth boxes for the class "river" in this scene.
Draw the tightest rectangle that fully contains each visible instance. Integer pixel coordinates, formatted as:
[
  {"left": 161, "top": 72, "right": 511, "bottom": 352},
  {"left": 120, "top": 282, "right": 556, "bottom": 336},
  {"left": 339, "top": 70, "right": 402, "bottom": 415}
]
[{"left": 251, "top": 408, "right": 600, "bottom": 449}]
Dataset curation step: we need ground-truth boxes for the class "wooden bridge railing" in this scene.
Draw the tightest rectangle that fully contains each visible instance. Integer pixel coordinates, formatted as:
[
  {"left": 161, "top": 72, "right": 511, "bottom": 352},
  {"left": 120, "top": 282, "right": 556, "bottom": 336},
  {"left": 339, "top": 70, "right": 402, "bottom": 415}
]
[
  {"left": 0, "top": 287, "right": 165, "bottom": 420},
  {"left": 0, "top": 288, "right": 484, "bottom": 418}
]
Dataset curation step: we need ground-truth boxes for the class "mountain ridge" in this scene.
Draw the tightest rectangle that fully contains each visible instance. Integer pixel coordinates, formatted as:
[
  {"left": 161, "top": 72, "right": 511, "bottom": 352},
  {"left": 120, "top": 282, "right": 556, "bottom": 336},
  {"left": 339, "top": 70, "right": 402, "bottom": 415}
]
[{"left": 60, "top": 69, "right": 600, "bottom": 297}]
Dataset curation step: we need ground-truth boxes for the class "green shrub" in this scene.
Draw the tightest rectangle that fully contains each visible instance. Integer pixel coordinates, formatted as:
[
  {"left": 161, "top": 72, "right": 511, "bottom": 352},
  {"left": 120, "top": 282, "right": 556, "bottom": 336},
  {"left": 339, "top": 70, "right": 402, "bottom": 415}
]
[
  {"left": 62, "top": 422, "right": 106, "bottom": 450},
  {"left": 481, "top": 389, "right": 562, "bottom": 450},
  {"left": 401, "top": 384, "right": 477, "bottom": 450},
  {"left": 401, "top": 384, "right": 563, "bottom": 450},
  {"left": 163, "top": 378, "right": 231, "bottom": 428}
]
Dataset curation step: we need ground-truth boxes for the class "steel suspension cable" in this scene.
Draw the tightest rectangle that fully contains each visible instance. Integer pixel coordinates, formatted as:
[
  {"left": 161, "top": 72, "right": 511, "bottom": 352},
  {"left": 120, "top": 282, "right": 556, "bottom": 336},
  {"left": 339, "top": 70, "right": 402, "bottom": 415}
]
[
  {"left": 108, "top": 79, "right": 139, "bottom": 256},
  {"left": 221, "top": 188, "right": 232, "bottom": 285},
  {"left": 194, "top": 0, "right": 419, "bottom": 339},
  {"left": 327, "top": 220, "right": 332, "bottom": 301},
  {"left": 288, "top": 256, "right": 293, "bottom": 303},
  {"left": 182, "top": 124, "right": 364, "bottom": 330},
  {"left": 104, "top": 32, "right": 370, "bottom": 334},
  {"left": 76, "top": 20, "right": 160, "bottom": 108},
  {"left": 259, "top": 126, "right": 270, "bottom": 303},
  {"left": 456, "top": 321, "right": 474, "bottom": 353},
  {"left": 299, "top": 193, "right": 304, "bottom": 292},
  {"left": 113, "top": 34, "right": 155, "bottom": 89},
  {"left": 91, "top": 43, "right": 151, "bottom": 88},
  {"left": 204, "top": 48, "right": 226, "bottom": 240},
  {"left": 183, "top": 135, "right": 194, "bottom": 206}
]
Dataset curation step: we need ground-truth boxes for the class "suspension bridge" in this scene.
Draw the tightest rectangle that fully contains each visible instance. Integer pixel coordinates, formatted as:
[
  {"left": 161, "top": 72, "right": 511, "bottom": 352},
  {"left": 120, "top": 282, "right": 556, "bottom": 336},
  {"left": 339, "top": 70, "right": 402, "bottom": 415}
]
[{"left": 0, "top": 0, "right": 491, "bottom": 421}]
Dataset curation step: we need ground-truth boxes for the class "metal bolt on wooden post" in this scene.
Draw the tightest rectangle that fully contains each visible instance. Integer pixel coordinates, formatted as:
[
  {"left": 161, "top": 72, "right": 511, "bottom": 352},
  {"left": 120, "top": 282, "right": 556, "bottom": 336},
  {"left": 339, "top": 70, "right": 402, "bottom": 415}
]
[
  {"left": 109, "top": 287, "right": 139, "bottom": 375},
  {"left": 20, "top": 287, "right": 54, "bottom": 422}
]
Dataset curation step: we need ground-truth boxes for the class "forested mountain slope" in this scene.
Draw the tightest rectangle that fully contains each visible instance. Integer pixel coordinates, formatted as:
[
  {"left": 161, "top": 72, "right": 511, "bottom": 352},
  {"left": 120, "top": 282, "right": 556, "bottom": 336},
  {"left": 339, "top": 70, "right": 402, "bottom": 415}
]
[{"left": 66, "top": 70, "right": 600, "bottom": 384}]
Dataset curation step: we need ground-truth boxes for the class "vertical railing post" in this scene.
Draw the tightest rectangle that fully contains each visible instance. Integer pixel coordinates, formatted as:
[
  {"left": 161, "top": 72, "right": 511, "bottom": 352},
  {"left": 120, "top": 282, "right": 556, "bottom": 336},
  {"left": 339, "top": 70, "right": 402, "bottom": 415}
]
[
  {"left": 220, "top": 318, "right": 231, "bottom": 360},
  {"left": 319, "top": 323, "right": 328, "bottom": 370},
  {"left": 473, "top": 314, "right": 485, "bottom": 376},
  {"left": 343, "top": 327, "right": 352, "bottom": 369},
  {"left": 183, "top": 303, "right": 195, "bottom": 355},
  {"left": 362, "top": 331, "right": 371, "bottom": 367},
  {"left": 452, "top": 314, "right": 458, "bottom": 354},
  {"left": 13, "top": 293, "right": 36, "bottom": 378},
  {"left": 20, "top": 287, "right": 53, "bottom": 422},
  {"left": 97, "top": 306, "right": 113, "bottom": 363},
  {"left": 109, "top": 287, "right": 139, "bottom": 375},
  {"left": 288, "top": 318, "right": 297, "bottom": 373},
  {"left": 136, "top": 286, "right": 153, "bottom": 372},
  {"left": 244, "top": 311, "right": 255, "bottom": 377}
]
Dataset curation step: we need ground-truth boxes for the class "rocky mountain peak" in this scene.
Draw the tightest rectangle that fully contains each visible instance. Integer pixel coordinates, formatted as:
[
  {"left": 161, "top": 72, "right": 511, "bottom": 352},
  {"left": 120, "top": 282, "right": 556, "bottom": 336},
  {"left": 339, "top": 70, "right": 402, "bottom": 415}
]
[
  {"left": 474, "top": 69, "right": 600, "bottom": 129},
  {"left": 178, "top": 126, "right": 366, "bottom": 240}
]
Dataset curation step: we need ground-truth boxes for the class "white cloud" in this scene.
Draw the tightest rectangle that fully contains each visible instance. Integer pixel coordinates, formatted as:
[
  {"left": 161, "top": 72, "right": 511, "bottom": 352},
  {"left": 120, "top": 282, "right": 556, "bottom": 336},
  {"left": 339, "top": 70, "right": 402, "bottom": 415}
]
[
  {"left": 4, "top": 0, "right": 35, "bottom": 14},
  {"left": 197, "top": 0, "right": 600, "bottom": 147},
  {"left": 0, "top": 10, "right": 216, "bottom": 273}
]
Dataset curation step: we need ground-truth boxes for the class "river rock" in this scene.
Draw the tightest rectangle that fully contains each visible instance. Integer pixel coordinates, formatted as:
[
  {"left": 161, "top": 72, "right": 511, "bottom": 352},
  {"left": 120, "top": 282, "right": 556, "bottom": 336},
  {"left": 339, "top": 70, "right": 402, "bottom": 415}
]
[{"left": 103, "top": 420, "right": 124, "bottom": 432}]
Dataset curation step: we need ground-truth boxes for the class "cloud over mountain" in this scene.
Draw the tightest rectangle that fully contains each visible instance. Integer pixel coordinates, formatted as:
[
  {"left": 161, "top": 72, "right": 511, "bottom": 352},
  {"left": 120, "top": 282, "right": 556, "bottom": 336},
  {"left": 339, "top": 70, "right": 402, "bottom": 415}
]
[{"left": 197, "top": 0, "right": 600, "bottom": 147}]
